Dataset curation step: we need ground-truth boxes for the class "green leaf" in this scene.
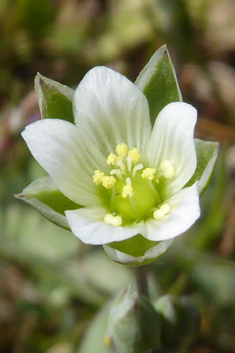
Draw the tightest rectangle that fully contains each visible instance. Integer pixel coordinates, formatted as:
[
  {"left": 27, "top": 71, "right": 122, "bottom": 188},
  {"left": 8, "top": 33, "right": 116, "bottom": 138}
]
[
  {"left": 187, "top": 139, "right": 219, "bottom": 195},
  {"left": 15, "top": 176, "right": 81, "bottom": 230},
  {"left": 35, "top": 73, "right": 74, "bottom": 123},
  {"left": 154, "top": 295, "right": 200, "bottom": 352},
  {"left": 135, "top": 45, "right": 182, "bottom": 125},
  {"left": 78, "top": 303, "right": 111, "bottom": 353},
  {"left": 108, "top": 284, "right": 161, "bottom": 353}
]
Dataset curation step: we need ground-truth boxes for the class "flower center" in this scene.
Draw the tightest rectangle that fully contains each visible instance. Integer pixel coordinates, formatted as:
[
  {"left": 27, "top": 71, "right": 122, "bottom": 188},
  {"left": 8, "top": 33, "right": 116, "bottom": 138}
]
[{"left": 93, "top": 143, "right": 175, "bottom": 226}]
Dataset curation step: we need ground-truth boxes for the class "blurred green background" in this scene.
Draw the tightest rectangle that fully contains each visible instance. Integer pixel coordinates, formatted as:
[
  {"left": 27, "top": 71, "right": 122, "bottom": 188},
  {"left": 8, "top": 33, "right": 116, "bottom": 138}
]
[{"left": 1, "top": 0, "right": 235, "bottom": 352}]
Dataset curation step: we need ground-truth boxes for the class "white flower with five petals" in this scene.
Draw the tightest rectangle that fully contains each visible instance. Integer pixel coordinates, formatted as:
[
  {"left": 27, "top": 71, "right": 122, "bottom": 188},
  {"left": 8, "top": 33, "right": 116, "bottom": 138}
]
[{"left": 22, "top": 66, "right": 200, "bottom": 262}]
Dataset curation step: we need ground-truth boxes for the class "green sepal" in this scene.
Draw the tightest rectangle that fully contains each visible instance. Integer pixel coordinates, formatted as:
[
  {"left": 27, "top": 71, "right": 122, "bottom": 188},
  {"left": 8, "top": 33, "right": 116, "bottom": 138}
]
[
  {"left": 15, "top": 176, "right": 81, "bottom": 230},
  {"left": 135, "top": 45, "right": 182, "bottom": 126},
  {"left": 108, "top": 234, "right": 159, "bottom": 258},
  {"left": 103, "top": 236, "right": 173, "bottom": 267},
  {"left": 35, "top": 73, "right": 74, "bottom": 123},
  {"left": 187, "top": 139, "right": 219, "bottom": 195}
]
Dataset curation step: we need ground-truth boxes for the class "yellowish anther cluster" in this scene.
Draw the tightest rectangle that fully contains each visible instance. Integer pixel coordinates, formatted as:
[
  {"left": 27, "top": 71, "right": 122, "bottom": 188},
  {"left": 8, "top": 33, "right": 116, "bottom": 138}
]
[
  {"left": 106, "top": 153, "right": 118, "bottom": 166},
  {"left": 104, "top": 213, "right": 122, "bottom": 227},
  {"left": 160, "top": 160, "right": 175, "bottom": 179},
  {"left": 93, "top": 170, "right": 105, "bottom": 185},
  {"left": 104, "top": 335, "right": 111, "bottom": 348},
  {"left": 153, "top": 204, "right": 171, "bottom": 220},
  {"left": 128, "top": 148, "right": 140, "bottom": 163},
  {"left": 102, "top": 175, "right": 116, "bottom": 189},
  {"left": 122, "top": 184, "right": 134, "bottom": 198},
  {"left": 142, "top": 167, "right": 156, "bottom": 180},
  {"left": 116, "top": 143, "right": 129, "bottom": 158}
]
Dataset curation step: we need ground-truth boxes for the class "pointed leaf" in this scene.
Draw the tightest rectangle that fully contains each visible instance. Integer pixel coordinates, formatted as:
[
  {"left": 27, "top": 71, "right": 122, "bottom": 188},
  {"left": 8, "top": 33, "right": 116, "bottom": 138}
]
[
  {"left": 15, "top": 176, "right": 81, "bottom": 230},
  {"left": 108, "top": 284, "right": 161, "bottom": 353},
  {"left": 35, "top": 73, "right": 74, "bottom": 122},
  {"left": 135, "top": 45, "right": 182, "bottom": 125},
  {"left": 186, "top": 139, "right": 219, "bottom": 195}
]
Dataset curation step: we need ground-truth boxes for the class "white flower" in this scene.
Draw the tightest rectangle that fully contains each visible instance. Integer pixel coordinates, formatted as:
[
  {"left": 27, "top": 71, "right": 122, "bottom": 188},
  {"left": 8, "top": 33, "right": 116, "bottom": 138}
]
[{"left": 22, "top": 66, "right": 200, "bottom": 250}]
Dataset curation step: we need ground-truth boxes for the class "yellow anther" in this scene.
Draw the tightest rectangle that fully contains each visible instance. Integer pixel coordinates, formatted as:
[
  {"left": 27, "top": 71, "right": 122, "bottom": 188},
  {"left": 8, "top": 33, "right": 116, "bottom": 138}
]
[
  {"left": 160, "top": 160, "right": 175, "bottom": 179},
  {"left": 112, "top": 215, "right": 123, "bottom": 227},
  {"left": 153, "top": 208, "right": 165, "bottom": 220},
  {"left": 102, "top": 175, "right": 116, "bottom": 189},
  {"left": 93, "top": 170, "right": 105, "bottom": 185},
  {"left": 160, "top": 204, "right": 171, "bottom": 214},
  {"left": 104, "top": 213, "right": 122, "bottom": 227},
  {"left": 153, "top": 204, "right": 171, "bottom": 220},
  {"left": 142, "top": 167, "right": 156, "bottom": 180},
  {"left": 106, "top": 153, "right": 118, "bottom": 166},
  {"left": 104, "top": 335, "right": 112, "bottom": 347},
  {"left": 116, "top": 143, "right": 129, "bottom": 158},
  {"left": 122, "top": 184, "right": 134, "bottom": 198},
  {"left": 128, "top": 148, "right": 140, "bottom": 163}
]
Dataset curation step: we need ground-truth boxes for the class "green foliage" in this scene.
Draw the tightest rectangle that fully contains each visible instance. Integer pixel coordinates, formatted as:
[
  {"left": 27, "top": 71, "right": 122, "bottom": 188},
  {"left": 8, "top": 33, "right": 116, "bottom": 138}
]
[
  {"left": 155, "top": 295, "right": 201, "bottom": 352},
  {"left": 108, "top": 284, "right": 161, "bottom": 353}
]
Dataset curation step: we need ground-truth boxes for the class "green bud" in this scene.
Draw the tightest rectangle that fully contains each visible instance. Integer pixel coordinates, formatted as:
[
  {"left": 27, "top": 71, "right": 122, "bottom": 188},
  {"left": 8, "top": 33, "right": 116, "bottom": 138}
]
[
  {"left": 154, "top": 295, "right": 201, "bottom": 352},
  {"left": 108, "top": 284, "right": 161, "bottom": 353}
]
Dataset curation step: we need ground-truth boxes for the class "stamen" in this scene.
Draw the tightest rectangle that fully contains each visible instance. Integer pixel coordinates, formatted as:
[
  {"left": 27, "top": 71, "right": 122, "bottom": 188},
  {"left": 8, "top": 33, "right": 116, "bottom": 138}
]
[
  {"left": 160, "top": 204, "right": 171, "bottom": 214},
  {"left": 110, "top": 169, "right": 123, "bottom": 180},
  {"left": 142, "top": 167, "right": 156, "bottom": 180},
  {"left": 160, "top": 160, "right": 175, "bottom": 179},
  {"left": 93, "top": 170, "right": 105, "bottom": 185},
  {"left": 132, "top": 163, "right": 143, "bottom": 177},
  {"left": 126, "top": 156, "right": 132, "bottom": 174},
  {"left": 117, "top": 159, "right": 126, "bottom": 174},
  {"left": 122, "top": 184, "right": 134, "bottom": 198},
  {"left": 128, "top": 148, "right": 140, "bottom": 163},
  {"left": 116, "top": 143, "right": 128, "bottom": 158},
  {"left": 153, "top": 204, "right": 171, "bottom": 220},
  {"left": 104, "top": 213, "right": 122, "bottom": 226},
  {"left": 102, "top": 176, "right": 116, "bottom": 189},
  {"left": 106, "top": 153, "right": 118, "bottom": 166}
]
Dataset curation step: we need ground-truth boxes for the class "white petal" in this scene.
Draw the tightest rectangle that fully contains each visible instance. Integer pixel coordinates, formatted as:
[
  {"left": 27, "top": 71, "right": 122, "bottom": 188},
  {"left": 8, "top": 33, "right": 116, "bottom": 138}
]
[
  {"left": 73, "top": 66, "right": 151, "bottom": 156},
  {"left": 142, "top": 184, "right": 200, "bottom": 241},
  {"left": 103, "top": 239, "right": 173, "bottom": 266},
  {"left": 22, "top": 119, "right": 107, "bottom": 207},
  {"left": 65, "top": 207, "right": 143, "bottom": 245},
  {"left": 148, "top": 102, "right": 197, "bottom": 193}
]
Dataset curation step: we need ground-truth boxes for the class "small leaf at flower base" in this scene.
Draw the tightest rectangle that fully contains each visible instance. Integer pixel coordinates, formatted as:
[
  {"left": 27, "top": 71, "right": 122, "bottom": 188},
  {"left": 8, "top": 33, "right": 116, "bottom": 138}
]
[
  {"left": 108, "top": 284, "right": 161, "bottom": 353},
  {"left": 186, "top": 139, "right": 219, "bottom": 195},
  {"left": 104, "top": 234, "right": 173, "bottom": 266},
  {"left": 35, "top": 73, "right": 74, "bottom": 122},
  {"left": 135, "top": 45, "right": 182, "bottom": 126},
  {"left": 154, "top": 295, "right": 201, "bottom": 352},
  {"left": 15, "top": 176, "right": 81, "bottom": 230}
]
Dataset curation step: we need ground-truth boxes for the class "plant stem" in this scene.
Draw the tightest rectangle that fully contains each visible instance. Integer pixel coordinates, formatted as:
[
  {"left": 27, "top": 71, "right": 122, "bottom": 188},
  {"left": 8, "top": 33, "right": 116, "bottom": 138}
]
[{"left": 135, "top": 266, "right": 149, "bottom": 299}]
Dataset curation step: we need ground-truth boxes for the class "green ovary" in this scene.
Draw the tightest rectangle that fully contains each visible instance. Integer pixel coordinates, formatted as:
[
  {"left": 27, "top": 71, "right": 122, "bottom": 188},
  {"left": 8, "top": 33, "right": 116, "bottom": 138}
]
[{"left": 111, "top": 173, "right": 160, "bottom": 223}]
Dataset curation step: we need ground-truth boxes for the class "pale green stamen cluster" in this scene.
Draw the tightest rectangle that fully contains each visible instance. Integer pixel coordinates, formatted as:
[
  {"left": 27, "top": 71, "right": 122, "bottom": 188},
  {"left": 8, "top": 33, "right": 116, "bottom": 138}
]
[{"left": 93, "top": 143, "right": 176, "bottom": 227}]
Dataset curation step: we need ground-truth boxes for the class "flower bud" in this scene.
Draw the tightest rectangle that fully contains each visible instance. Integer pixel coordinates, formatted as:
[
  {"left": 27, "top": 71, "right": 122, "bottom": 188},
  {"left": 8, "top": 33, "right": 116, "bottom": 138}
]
[
  {"left": 154, "top": 295, "right": 201, "bottom": 352},
  {"left": 108, "top": 284, "right": 161, "bottom": 353}
]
